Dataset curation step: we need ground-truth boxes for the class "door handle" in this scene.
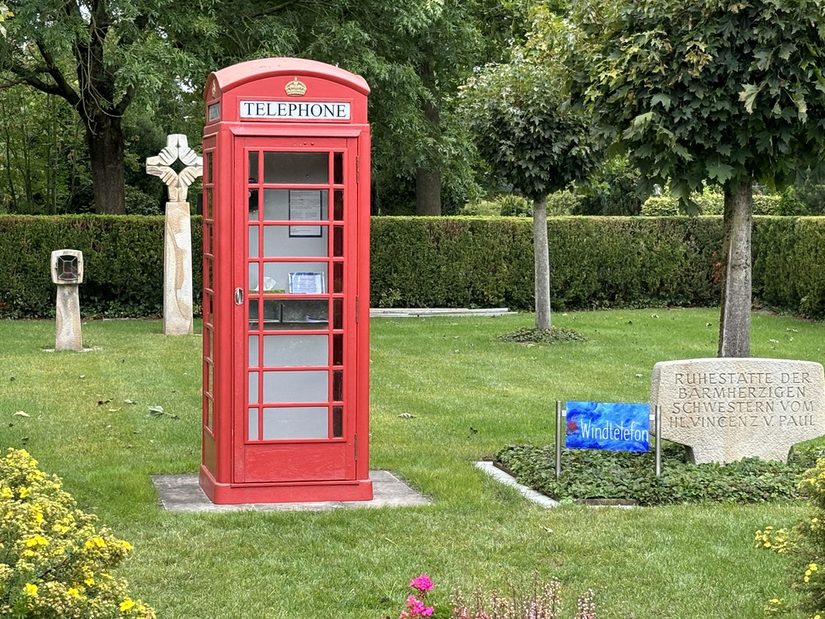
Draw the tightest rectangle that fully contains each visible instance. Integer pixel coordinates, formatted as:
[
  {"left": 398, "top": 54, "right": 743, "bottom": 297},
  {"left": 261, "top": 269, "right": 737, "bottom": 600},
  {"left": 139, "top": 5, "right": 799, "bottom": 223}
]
[{"left": 234, "top": 288, "right": 244, "bottom": 305}]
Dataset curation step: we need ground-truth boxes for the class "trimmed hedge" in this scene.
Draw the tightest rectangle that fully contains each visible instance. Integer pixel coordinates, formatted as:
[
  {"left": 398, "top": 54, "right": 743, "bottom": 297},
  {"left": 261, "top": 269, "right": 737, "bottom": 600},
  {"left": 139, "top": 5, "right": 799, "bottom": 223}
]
[
  {"left": 371, "top": 216, "right": 722, "bottom": 311},
  {"left": 0, "top": 215, "right": 201, "bottom": 318},
  {"left": 2, "top": 214, "right": 825, "bottom": 318}
]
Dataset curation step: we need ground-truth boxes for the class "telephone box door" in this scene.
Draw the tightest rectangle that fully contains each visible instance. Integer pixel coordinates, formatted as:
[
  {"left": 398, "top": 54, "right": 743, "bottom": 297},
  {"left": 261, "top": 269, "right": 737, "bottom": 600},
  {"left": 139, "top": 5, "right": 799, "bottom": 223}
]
[{"left": 235, "top": 137, "right": 359, "bottom": 484}]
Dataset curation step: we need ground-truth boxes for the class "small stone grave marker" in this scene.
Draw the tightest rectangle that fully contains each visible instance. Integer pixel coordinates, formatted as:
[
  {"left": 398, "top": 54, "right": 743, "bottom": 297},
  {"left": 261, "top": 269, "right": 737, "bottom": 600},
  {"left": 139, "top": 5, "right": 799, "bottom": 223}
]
[{"left": 651, "top": 358, "right": 825, "bottom": 463}]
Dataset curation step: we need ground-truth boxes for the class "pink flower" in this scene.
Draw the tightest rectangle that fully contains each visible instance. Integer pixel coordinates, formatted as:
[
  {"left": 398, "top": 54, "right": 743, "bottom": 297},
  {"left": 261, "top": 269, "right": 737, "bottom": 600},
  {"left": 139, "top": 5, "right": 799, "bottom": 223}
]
[
  {"left": 409, "top": 573, "right": 434, "bottom": 593},
  {"left": 404, "top": 595, "right": 435, "bottom": 617}
]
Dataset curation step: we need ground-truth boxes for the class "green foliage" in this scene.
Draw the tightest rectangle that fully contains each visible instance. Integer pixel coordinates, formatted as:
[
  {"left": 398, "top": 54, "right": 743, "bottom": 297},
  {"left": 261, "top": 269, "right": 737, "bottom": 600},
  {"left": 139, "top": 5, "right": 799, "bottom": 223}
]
[
  {"left": 4, "top": 214, "right": 825, "bottom": 318},
  {"left": 546, "top": 190, "right": 583, "bottom": 215},
  {"left": 755, "top": 458, "right": 825, "bottom": 617},
  {"left": 0, "top": 215, "right": 202, "bottom": 318},
  {"left": 574, "top": 156, "right": 645, "bottom": 216},
  {"left": 462, "top": 53, "right": 596, "bottom": 202},
  {"left": 459, "top": 194, "right": 533, "bottom": 217},
  {"left": 497, "top": 444, "right": 805, "bottom": 506},
  {"left": 0, "top": 448, "right": 154, "bottom": 618},
  {"left": 498, "top": 327, "right": 586, "bottom": 343},
  {"left": 641, "top": 193, "right": 783, "bottom": 216},
  {"left": 370, "top": 216, "right": 722, "bottom": 311},
  {"left": 582, "top": 0, "right": 825, "bottom": 199}
]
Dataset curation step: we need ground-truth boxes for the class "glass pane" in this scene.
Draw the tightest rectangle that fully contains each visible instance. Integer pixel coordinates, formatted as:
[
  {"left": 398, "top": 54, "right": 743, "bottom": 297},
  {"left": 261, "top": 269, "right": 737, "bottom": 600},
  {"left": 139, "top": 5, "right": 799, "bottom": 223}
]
[
  {"left": 333, "top": 262, "right": 343, "bottom": 293},
  {"left": 333, "top": 227, "right": 344, "bottom": 257},
  {"left": 280, "top": 299, "right": 328, "bottom": 327},
  {"left": 333, "top": 370, "right": 343, "bottom": 401},
  {"left": 333, "top": 190, "right": 344, "bottom": 221},
  {"left": 333, "top": 299, "right": 343, "bottom": 329},
  {"left": 206, "top": 153, "right": 214, "bottom": 185},
  {"left": 262, "top": 407, "right": 328, "bottom": 440},
  {"left": 248, "top": 188, "right": 259, "bottom": 220},
  {"left": 262, "top": 300, "right": 282, "bottom": 327},
  {"left": 248, "top": 152, "right": 259, "bottom": 183},
  {"left": 207, "top": 397, "right": 213, "bottom": 429},
  {"left": 205, "top": 257, "right": 213, "bottom": 289},
  {"left": 263, "top": 335, "right": 328, "bottom": 367},
  {"left": 204, "top": 361, "right": 211, "bottom": 394},
  {"left": 333, "top": 153, "right": 343, "bottom": 184},
  {"left": 248, "top": 335, "right": 259, "bottom": 367},
  {"left": 262, "top": 371, "right": 328, "bottom": 403},
  {"left": 263, "top": 189, "right": 288, "bottom": 220},
  {"left": 207, "top": 328, "right": 214, "bottom": 359},
  {"left": 204, "top": 189, "right": 211, "bottom": 219},
  {"left": 204, "top": 223, "right": 211, "bottom": 254},
  {"left": 262, "top": 300, "right": 328, "bottom": 330},
  {"left": 332, "top": 406, "right": 343, "bottom": 438},
  {"left": 248, "top": 263, "right": 259, "bottom": 292},
  {"left": 248, "top": 299, "right": 259, "bottom": 330},
  {"left": 248, "top": 408, "right": 259, "bottom": 440},
  {"left": 264, "top": 225, "right": 328, "bottom": 258},
  {"left": 333, "top": 334, "right": 343, "bottom": 366},
  {"left": 263, "top": 152, "right": 328, "bottom": 184},
  {"left": 249, "top": 226, "right": 259, "bottom": 257},
  {"left": 248, "top": 372, "right": 259, "bottom": 404},
  {"left": 263, "top": 262, "right": 327, "bottom": 293},
  {"left": 263, "top": 189, "right": 328, "bottom": 222},
  {"left": 207, "top": 363, "right": 213, "bottom": 395}
]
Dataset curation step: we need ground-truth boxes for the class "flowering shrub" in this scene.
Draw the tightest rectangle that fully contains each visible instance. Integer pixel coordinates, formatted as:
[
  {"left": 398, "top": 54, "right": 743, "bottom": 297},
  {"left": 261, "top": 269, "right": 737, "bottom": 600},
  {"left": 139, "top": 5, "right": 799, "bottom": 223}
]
[
  {"left": 757, "top": 457, "right": 825, "bottom": 618},
  {"left": 389, "top": 574, "right": 595, "bottom": 619},
  {"left": 0, "top": 448, "right": 155, "bottom": 618}
]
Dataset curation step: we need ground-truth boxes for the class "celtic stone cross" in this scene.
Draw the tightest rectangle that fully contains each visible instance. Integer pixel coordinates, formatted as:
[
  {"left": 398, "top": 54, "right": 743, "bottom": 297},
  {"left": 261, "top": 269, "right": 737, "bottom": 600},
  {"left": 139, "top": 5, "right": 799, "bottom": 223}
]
[
  {"left": 146, "top": 134, "right": 201, "bottom": 336},
  {"left": 146, "top": 134, "right": 203, "bottom": 203}
]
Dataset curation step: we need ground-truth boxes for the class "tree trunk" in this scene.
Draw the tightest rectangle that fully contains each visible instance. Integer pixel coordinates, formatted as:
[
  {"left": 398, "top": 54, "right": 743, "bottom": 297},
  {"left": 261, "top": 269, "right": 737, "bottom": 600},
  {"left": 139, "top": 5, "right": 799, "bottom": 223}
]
[
  {"left": 85, "top": 112, "right": 126, "bottom": 214},
  {"left": 415, "top": 63, "right": 442, "bottom": 216},
  {"left": 717, "top": 179, "right": 753, "bottom": 357},
  {"left": 415, "top": 167, "right": 442, "bottom": 216},
  {"left": 533, "top": 196, "right": 551, "bottom": 331}
]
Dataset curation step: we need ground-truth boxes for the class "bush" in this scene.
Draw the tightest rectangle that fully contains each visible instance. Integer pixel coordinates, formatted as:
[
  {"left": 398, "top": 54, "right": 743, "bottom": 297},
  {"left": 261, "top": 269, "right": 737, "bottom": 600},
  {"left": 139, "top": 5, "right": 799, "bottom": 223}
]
[
  {"left": 640, "top": 192, "right": 783, "bottom": 215},
  {"left": 755, "top": 458, "right": 825, "bottom": 617},
  {"left": 459, "top": 194, "right": 533, "bottom": 217},
  {"left": 371, "top": 216, "right": 723, "bottom": 311},
  {"left": 3, "top": 214, "right": 825, "bottom": 318},
  {"left": 0, "top": 448, "right": 154, "bottom": 618},
  {"left": 496, "top": 444, "right": 805, "bottom": 506},
  {"left": 0, "top": 215, "right": 201, "bottom": 318}
]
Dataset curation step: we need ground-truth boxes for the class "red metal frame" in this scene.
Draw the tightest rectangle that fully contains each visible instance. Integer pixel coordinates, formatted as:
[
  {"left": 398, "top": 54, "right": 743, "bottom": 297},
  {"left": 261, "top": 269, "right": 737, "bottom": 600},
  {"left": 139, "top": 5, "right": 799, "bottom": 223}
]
[{"left": 200, "top": 58, "right": 372, "bottom": 503}]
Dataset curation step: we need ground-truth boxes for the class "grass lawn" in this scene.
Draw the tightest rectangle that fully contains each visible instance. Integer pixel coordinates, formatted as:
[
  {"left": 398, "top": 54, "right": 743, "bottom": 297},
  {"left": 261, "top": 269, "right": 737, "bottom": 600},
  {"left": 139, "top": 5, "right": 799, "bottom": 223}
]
[{"left": 1, "top": 308, "right": 823, "bottom": 618}]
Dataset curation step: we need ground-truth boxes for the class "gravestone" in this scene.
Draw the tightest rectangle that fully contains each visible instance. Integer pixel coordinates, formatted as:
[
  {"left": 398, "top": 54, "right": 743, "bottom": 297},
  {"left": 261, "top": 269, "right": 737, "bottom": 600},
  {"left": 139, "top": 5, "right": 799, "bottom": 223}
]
[
  {"left": 651, "top": 358, "right": 825, "bottom": 463},
  {"left": 146, "top": 134, "right": 202, "bottom": 336}
]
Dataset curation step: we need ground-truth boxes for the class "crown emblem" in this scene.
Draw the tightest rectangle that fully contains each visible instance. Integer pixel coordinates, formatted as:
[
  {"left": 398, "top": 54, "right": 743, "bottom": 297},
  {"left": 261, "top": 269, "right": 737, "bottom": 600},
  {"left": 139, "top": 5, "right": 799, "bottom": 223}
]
[
  {"left": 210, "top": 80, "right": 216, "bottom": 97},
  {"left": 285, "top": 78, "right": 307, "bottom": 97}
]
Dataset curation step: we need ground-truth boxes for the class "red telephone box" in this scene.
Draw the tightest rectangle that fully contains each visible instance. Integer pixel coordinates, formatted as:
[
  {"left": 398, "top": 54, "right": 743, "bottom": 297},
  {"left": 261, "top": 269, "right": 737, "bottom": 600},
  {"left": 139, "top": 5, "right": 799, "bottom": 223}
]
[{"left": 199, "top": 58, "right": 372, "bottom": 503}]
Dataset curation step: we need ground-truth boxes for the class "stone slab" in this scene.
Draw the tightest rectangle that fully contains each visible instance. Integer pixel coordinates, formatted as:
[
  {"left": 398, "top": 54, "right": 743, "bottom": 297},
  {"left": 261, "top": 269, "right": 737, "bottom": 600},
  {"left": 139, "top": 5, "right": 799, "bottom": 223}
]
[
  {"left": 651, "top": 358, "right": 825, "bottom": 463},
  {"left": 152, "top": 470, "right": 431, "bottom": 512},
  {"left": 370, "top": 308, "right": 513, "bottom": 318},
  {"left": 55, "top": 285, "right": 82, "bottom": 351}
]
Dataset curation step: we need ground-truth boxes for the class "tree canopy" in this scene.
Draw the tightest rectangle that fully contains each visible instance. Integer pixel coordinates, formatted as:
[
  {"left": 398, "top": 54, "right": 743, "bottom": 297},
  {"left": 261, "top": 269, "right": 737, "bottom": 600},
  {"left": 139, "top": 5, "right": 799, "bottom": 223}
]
[{"left": 580, "top": 0, "right": 825, "bottom": 356}]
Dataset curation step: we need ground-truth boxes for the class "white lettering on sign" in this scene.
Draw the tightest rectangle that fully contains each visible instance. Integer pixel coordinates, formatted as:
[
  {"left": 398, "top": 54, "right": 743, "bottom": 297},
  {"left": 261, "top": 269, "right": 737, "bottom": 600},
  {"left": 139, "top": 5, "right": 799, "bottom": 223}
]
[{"left": 240, "top": 101, "right": 351, "bottom": 120}]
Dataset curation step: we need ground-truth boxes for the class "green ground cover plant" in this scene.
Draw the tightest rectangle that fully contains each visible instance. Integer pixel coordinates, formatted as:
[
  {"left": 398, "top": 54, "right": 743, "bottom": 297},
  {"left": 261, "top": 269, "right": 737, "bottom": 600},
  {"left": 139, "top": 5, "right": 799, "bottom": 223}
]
[
  {"left": 0, "top": 309, "right": 823, "bottom": 617},
  {"left": 496, "top": 443, "right": 809, "bottom": 506}
]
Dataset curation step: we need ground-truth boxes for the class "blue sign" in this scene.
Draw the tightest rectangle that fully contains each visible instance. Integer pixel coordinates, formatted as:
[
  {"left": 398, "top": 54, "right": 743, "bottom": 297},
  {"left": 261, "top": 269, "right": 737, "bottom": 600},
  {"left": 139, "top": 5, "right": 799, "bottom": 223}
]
[{"left": 564, "top": 401, "right": 650, "bottom": 452}]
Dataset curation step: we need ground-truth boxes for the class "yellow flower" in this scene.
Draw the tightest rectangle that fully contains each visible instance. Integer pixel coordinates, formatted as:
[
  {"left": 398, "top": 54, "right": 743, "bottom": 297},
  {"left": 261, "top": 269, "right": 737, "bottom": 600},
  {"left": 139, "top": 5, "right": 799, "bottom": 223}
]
[
  {"left": 68, "top": 587, "right": 81, "bottom": 599},
  {"left": 0, "top": 487, "right": 12, "bottom": 499},
  {"left": 24, "top": 535, "right": 48, "bottom": 548},
  {"left": 85, "top": 535, "right": 106, "bottom": 550},
  {"left": 23, "top": 583, "right": 38, "bottom": 597},
  {"left": 119, "top": 598, "right": 136, "bottom": 612},
  {"left": 18, "top": 486, "right": 30, "bottom": 498}
]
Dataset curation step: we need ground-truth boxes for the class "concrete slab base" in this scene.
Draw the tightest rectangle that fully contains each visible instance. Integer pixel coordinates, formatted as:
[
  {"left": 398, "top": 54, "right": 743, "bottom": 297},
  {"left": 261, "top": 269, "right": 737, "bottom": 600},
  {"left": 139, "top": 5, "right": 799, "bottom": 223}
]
[
  {"left": 474, "top": 461, "right": 559, "bottom": 509},
  {"left": 370, "top": 308, "right": 513, "bottom": 318},
  {"left": 152, "top": 470, "right": 431, "bottom": 512}
]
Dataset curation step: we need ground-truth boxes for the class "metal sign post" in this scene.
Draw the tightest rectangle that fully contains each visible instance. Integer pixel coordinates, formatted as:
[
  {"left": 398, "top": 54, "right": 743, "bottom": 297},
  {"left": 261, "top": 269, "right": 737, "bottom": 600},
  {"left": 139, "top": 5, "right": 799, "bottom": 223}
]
[{"left": 555, "top": 401, "right": 563, "bottom": 479}]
